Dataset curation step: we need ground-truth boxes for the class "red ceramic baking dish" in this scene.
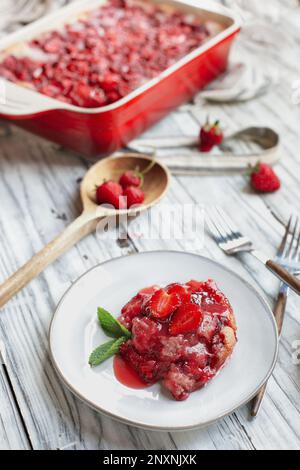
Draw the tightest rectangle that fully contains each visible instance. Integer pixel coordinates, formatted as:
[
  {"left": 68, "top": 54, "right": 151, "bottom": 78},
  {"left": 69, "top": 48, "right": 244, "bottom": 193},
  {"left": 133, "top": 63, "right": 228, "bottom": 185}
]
[{"left": 0, "top": 0, "right": 240, "bottom": 157}]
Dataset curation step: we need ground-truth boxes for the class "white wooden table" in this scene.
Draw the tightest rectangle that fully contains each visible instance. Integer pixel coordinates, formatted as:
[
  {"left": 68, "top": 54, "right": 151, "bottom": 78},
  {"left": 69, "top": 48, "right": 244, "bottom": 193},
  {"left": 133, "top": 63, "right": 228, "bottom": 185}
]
[{"left": 1, "top": 0, "right": 300, "bottom": 450}]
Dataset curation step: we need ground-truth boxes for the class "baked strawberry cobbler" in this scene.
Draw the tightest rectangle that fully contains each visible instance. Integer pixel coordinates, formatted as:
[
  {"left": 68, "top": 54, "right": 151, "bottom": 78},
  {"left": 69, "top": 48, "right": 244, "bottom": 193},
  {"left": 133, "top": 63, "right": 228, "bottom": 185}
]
[
  {"left": 118, "top": 279, "right": 237, "bottom": 400},
  {"left": 0, "top": 0, "right": 222, "bottom": 108}
]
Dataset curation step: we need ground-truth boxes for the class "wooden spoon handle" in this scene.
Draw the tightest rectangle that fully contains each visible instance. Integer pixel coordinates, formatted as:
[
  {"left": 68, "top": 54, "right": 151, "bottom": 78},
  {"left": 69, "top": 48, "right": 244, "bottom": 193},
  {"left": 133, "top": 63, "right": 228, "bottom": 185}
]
[
  {"left": 266, "top": 260, "right": 300, "bottom": 295},
  {"left": 0, "top": 214, "right": 98, "bottom": 309}
]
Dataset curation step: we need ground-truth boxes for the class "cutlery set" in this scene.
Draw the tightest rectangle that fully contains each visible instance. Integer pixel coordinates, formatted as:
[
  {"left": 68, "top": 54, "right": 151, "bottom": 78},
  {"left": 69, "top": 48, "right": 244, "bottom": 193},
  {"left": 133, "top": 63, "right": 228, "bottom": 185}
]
[
  {"left": 206, "top": 207, "right": 300, "bottom": 295},
  {"left": 250, "top": 215, "right": 299, "bottom": 416},
  {"left": 206, "top": 208, "right": 300, "bottom": 415}
]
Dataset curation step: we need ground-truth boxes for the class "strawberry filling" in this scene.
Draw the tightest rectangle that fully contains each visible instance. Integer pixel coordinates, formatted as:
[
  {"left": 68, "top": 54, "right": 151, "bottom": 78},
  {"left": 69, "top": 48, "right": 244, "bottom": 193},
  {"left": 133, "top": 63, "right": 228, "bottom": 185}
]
[
  {"left": 118, "top": 279, "right": 237, "bottom": 400},
  {"left": 169, "top": 303, "right": 203, "bottom": 335},
  {"left": 144, "top": 288, "right": 181, "bottom": 319}
]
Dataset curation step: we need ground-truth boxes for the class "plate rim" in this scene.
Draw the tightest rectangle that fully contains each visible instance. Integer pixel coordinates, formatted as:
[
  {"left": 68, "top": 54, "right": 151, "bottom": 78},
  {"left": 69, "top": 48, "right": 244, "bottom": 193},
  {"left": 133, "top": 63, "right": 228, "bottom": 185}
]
[{"left": 49, "top": 250, "right": 279, "bottom": 431}]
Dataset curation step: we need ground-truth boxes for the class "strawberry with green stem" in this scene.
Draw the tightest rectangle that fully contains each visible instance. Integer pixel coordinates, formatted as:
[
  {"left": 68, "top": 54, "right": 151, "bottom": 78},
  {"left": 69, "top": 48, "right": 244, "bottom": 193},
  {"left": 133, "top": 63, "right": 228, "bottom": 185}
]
[
  {"left": 119, "top": 158, "right": 155, "bottom": 190},
  {"left": 199, "top": 117, "right": 224, "bottom": 152},
  {"left": 119, "top": 170, "right": 142, "bottom": 189},
  {"left": 95, "top": 159, "right": 155, "bottom": 208},
  {"left": 120, "top": 159, "right": 155, "bottom": 207},
  {"left": 248, "top": 162, "right": 281, "bottom": 193}
]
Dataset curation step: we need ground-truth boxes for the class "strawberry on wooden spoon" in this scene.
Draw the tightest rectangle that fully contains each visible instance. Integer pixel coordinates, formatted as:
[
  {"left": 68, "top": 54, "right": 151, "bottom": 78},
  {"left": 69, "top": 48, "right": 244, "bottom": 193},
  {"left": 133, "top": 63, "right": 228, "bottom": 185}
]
[
  {"left": 119, "top": 159, "right": 156, "bottom": 189},
  {"left": 123, "top": 186, "right": 145, "bottom": 208},
  {"left": 119, "top": 170, "right": 142, "bottom": 189},
  {"left": 96, "top": 180, "right": 126, "bottom": 209}
]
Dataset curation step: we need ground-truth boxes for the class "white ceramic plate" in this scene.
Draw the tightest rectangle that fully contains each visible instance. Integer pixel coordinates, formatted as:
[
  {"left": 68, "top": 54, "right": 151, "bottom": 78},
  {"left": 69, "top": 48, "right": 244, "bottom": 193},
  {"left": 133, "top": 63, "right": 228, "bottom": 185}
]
[{"left": 49, "top": 251, "right": 278, "bottom": 430}]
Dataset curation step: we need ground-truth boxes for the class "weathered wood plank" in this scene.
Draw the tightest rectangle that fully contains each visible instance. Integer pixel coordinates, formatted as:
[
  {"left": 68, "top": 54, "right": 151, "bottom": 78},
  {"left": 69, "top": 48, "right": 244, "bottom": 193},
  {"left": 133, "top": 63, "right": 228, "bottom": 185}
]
[{"left": 0, "top": 345, "right": 30, "bottom": 449}]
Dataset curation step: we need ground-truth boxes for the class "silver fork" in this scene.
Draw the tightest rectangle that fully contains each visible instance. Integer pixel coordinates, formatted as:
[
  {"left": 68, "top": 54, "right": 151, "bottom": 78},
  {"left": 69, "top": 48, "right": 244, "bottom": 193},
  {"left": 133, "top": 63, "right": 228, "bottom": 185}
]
[
  {"left": 251, "top": 214, "right": 299, "bottom": 416},
  {"left": 206, "top": 206, "right": 300, "bottom": 295}
]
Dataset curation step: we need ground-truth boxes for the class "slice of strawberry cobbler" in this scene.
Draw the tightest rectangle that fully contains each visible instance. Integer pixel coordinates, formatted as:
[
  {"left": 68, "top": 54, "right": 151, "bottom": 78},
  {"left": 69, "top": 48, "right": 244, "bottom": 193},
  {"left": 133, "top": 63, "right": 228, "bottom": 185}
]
[{"left": 118, "top": 279, "right": 237, "bottom": 400}]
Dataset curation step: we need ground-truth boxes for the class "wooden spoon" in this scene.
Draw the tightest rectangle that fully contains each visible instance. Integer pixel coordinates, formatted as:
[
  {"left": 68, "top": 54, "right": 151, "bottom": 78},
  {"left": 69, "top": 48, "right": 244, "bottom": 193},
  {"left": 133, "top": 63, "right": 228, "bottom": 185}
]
[{"left": 0, "top": 153, "right": 170, "bottom": 309}]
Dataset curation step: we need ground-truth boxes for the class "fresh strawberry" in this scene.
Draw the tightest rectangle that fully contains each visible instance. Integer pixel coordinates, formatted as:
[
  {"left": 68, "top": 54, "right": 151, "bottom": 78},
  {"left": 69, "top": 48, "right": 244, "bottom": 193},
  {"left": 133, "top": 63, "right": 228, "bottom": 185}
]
[
  {"left": 166, "top": 283, "right": 191, "bottom": 304},
  {"left": 138, "top": 285, "right": 160, "bottom": 296},
  {"left": 96, "top": 180, "right": 126, "bottom": 209},
  {"left": 249, "top": 163, "right": 281, "bottom": 193},
  {"left": 145, "top": 288, "right": 181, "bottom": 319},
  {"left": 199, "top": 119, "right": 223, "bottom": 152},
  {"left": 169, "top": 304, "right": 203, "bottom": 336},
  {"left": 119, "top": 170, "right": 142, "bottom": 189},
  {"left": 123, "top": 186, "right": 145, "bottom": 208}
]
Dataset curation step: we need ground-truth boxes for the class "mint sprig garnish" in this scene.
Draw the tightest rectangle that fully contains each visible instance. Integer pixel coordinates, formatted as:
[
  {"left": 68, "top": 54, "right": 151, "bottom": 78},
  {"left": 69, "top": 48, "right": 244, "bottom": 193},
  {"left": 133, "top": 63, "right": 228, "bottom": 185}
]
[
  {"left": 97, "top": 307, "right": 131, "bottom": 339},
  {"left": 89, "top": 337, "right": 127, "bottom": 367},
  {"left": 88, "top": 307, "right": 131, "bottom": 367}
]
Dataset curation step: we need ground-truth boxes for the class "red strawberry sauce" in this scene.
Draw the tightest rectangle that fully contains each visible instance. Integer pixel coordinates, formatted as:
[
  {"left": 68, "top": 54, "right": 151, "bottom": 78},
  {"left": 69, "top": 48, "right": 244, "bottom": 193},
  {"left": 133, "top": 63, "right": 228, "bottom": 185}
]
[
  {"left": 115, "top": 280, "right": 237, "bottom": 400},
  {"left": 113, "top": 355, "right": 150, "bottom": 389}
]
